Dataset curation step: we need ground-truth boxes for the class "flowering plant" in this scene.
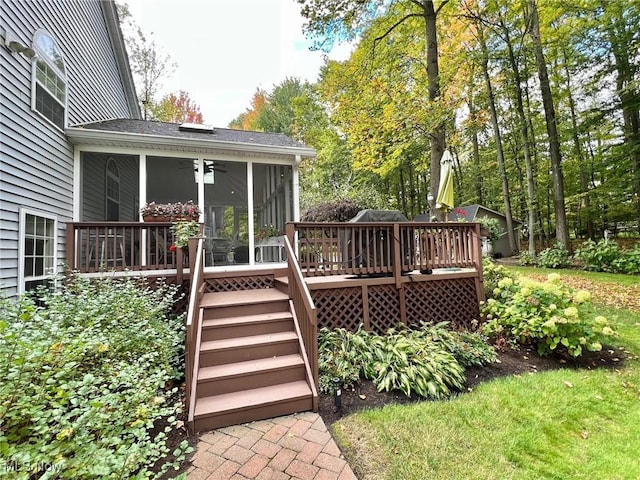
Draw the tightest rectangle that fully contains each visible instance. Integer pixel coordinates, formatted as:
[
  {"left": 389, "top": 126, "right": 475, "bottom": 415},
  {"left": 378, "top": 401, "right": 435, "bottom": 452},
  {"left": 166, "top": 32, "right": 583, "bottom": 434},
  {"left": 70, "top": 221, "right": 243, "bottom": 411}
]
[
  {"left": 140, "top": 202, "right": 173, "bottom": 217},
  {"left": 140, "top": 201, "right": 201, "bottom": 220},
  {"left": 170, "top": 220, "right": 201, "bottom": 249},
  {"left": 255, "top": 225, "right": 281, "bottom": 241},
  {"left": 171, "top": 200, "right": 200, "bottom": 220}
]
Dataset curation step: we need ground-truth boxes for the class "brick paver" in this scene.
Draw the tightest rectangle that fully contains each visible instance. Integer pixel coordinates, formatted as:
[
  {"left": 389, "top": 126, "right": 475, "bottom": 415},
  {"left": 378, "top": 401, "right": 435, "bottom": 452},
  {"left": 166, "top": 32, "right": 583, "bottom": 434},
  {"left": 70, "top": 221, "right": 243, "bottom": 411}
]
[
  {"left": 285, "top": 459, "right": 320, "bottom": 479},
  {"left": 186, "top": 413, "right": 357, "bottom": 480}
]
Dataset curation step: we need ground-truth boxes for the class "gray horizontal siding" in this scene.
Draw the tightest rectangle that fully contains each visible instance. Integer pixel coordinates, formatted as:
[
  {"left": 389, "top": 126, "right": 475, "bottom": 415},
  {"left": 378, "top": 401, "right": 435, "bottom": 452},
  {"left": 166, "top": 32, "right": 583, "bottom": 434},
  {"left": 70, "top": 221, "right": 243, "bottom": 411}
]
[
  {"left": 81, "top": 153, "right": 139, "bottom": 221},
  {"left": 1, "top": 0, "right": 137, "bottom": 296}
]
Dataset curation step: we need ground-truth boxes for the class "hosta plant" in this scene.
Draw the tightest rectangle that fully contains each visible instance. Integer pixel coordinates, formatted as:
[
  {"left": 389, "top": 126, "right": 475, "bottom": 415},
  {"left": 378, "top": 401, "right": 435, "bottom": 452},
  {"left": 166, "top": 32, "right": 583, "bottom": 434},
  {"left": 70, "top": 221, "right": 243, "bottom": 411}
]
[
  {"left": 318, "top": 323, "right": 496, "bottom": 399},
  {"left": 361, "top": 329, "right": 466, "bottom": 399},
  {"left": 318, "top": 327, "right": 369, "bottom": 394},
  {"left": 482, "top": 273, "right": 617, "bottom": 357}
]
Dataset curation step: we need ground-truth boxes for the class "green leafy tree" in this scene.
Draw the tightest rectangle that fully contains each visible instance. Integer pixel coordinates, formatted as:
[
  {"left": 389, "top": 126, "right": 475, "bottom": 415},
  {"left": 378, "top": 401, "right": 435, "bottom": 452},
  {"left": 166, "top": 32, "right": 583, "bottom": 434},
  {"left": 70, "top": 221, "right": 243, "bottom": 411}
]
[{"left": 298, "top": 0, "right": 450, "bottom": 218}]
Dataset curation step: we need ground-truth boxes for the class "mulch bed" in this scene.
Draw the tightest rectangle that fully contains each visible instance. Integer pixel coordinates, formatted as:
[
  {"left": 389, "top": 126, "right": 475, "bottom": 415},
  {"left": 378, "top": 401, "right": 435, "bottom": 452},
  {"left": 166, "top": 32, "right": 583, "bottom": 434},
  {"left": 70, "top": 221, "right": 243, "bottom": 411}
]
[{"left": 317, "top": 343, "right": 628, "bottom": 427}]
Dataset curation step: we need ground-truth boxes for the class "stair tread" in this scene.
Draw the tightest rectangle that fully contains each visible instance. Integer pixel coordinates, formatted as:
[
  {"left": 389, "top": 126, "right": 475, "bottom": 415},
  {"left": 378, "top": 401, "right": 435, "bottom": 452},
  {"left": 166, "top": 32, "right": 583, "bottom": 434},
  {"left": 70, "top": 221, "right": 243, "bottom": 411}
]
[
  {"left": 194, "top": 380, "right": 312, "bottom": 417},
  {"left": 201, "top": 331, "right": 298, "bottom": 351},
  {"left": 201, "top": 289, "right": 288, "bottom": 308},
  {"left": 203, "top": 311, "right": 293, "bottom": 329},
  {"left": 198, "top": 354, "right": 303, "bottom": 382}
]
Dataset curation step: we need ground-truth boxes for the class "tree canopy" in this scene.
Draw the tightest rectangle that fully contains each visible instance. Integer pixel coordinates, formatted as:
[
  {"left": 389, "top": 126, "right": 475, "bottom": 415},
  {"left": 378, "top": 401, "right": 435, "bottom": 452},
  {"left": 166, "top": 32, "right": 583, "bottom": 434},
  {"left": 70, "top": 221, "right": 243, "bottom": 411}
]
[{"left": 235, "top": 0, "right": 640, "bottom": 248}]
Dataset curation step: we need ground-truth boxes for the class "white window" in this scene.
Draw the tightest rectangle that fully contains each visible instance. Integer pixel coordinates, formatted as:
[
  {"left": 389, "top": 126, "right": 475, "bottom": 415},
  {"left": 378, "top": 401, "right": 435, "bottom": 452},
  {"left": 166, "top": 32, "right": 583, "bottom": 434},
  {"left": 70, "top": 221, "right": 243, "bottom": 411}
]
[
  {"left": 106, "top": 157, "right": 120, "bottom": 220},
  {"left": 19, "top": 209, "right": 57, "bottom": 293},
  {"left": 31, "top": 30, "right": 66, "bottom": 129}
]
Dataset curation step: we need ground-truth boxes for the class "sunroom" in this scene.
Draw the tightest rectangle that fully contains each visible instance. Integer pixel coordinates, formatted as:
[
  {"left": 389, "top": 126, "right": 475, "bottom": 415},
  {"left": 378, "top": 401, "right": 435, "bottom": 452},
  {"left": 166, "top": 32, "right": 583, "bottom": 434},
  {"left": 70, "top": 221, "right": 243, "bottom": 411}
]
[{"left": 65, "top": 119, "right": 314, "bottom": 273}]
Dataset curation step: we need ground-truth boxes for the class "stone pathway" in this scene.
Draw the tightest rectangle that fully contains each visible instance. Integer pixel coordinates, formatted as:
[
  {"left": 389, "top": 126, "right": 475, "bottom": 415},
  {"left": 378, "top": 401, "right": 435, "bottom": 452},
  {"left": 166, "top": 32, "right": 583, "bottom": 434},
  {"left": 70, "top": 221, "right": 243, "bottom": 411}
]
[{"left": 186, "top": 412, "right": 357, "bottom": 480}]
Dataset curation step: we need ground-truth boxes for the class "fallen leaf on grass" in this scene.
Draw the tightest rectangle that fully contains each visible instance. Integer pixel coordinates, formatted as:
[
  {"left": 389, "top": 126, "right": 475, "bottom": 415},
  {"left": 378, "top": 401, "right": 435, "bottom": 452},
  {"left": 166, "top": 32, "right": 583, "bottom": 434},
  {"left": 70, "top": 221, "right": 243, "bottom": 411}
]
[{"left": 564, "top": 381, "right": 574, "bottom": 388}]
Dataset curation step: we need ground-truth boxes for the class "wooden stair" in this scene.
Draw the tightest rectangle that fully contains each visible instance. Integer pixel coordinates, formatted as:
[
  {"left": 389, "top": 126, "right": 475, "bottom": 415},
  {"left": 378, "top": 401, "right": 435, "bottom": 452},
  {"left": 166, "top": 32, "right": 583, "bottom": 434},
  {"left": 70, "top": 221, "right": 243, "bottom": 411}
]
[{"left": 192, "top": 288, "right": 315, "bottom": 432}]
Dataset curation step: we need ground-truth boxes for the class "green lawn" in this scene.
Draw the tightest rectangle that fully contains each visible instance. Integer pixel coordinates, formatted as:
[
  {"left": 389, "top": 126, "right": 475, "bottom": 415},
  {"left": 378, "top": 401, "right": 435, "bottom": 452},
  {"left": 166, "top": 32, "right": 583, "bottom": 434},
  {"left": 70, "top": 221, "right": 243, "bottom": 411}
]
[{"left": 332, "top": 269, "right": 640, "bottom": 480}]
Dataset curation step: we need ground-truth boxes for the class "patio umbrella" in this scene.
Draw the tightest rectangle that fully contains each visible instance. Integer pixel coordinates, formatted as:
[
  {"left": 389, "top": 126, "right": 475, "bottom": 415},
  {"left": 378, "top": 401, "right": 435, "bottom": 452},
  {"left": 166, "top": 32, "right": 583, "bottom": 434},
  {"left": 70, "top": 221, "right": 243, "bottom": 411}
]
[{"left": 436, "top": 150, "right": 454, "bottom": 220}]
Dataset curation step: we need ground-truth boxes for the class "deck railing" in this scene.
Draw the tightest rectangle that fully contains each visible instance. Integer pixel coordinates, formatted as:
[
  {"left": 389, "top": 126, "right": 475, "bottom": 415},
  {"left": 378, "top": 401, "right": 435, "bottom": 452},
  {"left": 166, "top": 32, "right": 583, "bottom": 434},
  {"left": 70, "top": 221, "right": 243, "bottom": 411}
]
[
  {"left": 185, "top": 237, "right": 205, "bottom": 434},
  {"left": 288, "top": 221, "right": 483, "bottom": 278},
  {"left": 66, "top": 221, "right": 482, "bottom": 279},
  {"left": 284, "top": 235, "right": 319, "bottom": 397},
  {"left": 65, "top": 222, "right": 186, "bottom": 273}
]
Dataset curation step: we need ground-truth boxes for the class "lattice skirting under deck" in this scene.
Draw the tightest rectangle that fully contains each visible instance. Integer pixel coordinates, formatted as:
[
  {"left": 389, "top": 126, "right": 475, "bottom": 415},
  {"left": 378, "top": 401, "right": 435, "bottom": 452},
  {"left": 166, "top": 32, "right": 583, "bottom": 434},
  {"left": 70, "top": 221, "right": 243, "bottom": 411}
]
[
  {"left": 312, "top": 277, "right": 480, "bottom": 334},
  {"left": 404, "top": 278, "right": 480, "bottom": 330},
  {"left": 313, "top": 287, "right": 363, "bottom": 332}
]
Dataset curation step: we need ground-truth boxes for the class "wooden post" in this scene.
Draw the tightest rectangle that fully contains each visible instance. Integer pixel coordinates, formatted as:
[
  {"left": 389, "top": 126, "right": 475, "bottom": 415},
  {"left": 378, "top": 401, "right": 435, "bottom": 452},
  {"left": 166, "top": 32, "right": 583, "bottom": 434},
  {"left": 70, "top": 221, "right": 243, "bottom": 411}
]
[
  {"left": 393, "top": 223, "right": 402, "bottom": 289},
  {"left": 65, "top": 223, "right": 75, "bottom": 275},
  {"left": 188, "top": 237, "right": 198, "bottom": 275},
  {"left": 362, "top": 285, "right": 370, "bottom": 331},
  {"left": 286, "top": 222, "right": 296, "bottom": 262}
]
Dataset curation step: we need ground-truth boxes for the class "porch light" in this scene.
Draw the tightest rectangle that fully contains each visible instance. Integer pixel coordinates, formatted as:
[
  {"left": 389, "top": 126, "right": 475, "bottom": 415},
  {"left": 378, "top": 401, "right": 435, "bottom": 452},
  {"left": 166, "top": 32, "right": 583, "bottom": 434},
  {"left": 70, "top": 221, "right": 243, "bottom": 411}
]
[
  {"left": 332, "top": 377, "right": 342, "bottom": 409},
  {"left": 4, "top": 32, "right": 36, "bottom": 58}
]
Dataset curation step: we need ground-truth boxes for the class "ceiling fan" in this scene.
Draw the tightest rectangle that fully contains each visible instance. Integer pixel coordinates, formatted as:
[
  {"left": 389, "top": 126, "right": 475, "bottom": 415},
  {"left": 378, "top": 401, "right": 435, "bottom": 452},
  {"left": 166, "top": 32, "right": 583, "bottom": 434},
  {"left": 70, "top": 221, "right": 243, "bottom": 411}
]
[{"left": 177, "top": 159, "right": 227, "bottom": 174}]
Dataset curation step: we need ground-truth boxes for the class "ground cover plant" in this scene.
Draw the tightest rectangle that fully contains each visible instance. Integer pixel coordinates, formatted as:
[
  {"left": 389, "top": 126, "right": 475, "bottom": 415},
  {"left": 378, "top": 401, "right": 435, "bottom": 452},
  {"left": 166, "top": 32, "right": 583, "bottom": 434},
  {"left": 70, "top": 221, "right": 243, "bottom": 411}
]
[
  {"left": 326, "top": 267, "right": 640, "bottom": 480},
  {"left": 0, "top": 274, "right": 191, "bottom": 479},
  {"left": 318, "top": 323, "right": 497, "bottom": 399}
]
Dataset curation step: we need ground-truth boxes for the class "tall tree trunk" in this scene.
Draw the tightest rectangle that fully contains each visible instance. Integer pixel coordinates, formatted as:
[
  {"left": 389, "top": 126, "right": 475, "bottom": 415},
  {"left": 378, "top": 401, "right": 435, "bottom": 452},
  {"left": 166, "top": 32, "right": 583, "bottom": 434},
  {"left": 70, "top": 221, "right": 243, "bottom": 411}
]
[
  {"left": 562, "top": 49, "right": 595, "bottom": 240},
  {"left": 423, "top": 0, "right": 447, "bottom": 219},
  {"left": 467, "top": 64, "right": 484, "bottom": 204},
  {"left": 605, "top": 8, "right": 640, "bottom": 229},
  {"left": 478, "top": 24, "right": 517, "bottom": 253},
  {"left": 500, "top": 13, "right": 537, "bottom": 255},
  {"left": 528, "top": 0, "right": 569, "bottom": 247},
  {"left": 521, "top": 58, "right": 547, "bottom": 245}
]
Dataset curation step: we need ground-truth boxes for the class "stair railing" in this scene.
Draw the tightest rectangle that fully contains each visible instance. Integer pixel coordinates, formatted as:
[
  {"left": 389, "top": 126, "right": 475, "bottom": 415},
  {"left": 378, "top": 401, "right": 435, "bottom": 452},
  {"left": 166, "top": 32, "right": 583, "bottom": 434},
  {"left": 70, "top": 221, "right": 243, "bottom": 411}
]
[
  {"left": 283, "top": 236, "right": 319, "bottom": 394},
  {"left": 185, "top": 237, "right": 205, "bottom": 433}
]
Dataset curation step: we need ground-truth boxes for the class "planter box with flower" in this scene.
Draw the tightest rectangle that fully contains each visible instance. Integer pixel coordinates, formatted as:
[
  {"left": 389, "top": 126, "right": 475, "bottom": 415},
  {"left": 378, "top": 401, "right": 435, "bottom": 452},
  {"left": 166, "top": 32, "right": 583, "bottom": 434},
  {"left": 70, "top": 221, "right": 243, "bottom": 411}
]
[
  {"left": 140, "top": 201, "right": 201, "bottom": 222},
  {"left": 255, "top": 225, "right": 282, "bottom": 245}
]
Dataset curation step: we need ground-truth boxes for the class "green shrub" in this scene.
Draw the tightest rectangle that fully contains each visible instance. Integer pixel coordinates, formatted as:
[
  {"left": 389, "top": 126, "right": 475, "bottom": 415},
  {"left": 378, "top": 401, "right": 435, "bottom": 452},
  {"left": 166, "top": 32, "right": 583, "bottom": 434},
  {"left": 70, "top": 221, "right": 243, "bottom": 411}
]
[
  {"left": 612, "top": 244, "right": 640, "bottom": 274},
  {"left": 477, "top": 216, "right": 502, "bottom": 244},
  {"left": 518, "top": 251, "right": 537, "bottom": 266},
  {"left": 537, "top": 243, "right": 571, "bottom": 268},
  {"left": 0, "top": 274, "right": 190, "bottom": 478},
  {"left": 481, "top": 273, "right": 617, "bottom": 357},
  {"left": 573, "top": 239, "right": 621, "bottom": 272},
  {"left": 482, "top": 257, "right": 519, "bottom": 299}
]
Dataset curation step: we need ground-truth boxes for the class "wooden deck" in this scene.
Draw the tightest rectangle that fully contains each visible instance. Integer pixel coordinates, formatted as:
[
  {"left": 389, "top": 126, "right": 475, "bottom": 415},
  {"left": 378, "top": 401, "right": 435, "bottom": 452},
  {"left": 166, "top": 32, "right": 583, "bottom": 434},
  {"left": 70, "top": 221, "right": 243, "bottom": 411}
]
[{"left": 69, "top": 223, "right": 485, "bottom": 432}]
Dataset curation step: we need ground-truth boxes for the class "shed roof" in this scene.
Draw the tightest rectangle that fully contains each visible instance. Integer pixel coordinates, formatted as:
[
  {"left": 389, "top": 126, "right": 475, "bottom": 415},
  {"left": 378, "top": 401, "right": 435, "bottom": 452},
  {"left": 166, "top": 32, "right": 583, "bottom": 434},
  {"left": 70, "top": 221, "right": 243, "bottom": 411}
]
[{"left": 449, "top": 204, "right": 523, "bottom": 224}]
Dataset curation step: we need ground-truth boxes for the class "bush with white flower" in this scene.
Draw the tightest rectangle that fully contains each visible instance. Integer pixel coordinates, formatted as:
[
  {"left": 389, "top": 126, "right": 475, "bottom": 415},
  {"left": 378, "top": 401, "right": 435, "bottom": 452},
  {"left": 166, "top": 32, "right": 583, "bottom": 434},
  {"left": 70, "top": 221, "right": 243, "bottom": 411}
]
[{"left": 482, "top": 273, "right": 616, "bottom": 357}]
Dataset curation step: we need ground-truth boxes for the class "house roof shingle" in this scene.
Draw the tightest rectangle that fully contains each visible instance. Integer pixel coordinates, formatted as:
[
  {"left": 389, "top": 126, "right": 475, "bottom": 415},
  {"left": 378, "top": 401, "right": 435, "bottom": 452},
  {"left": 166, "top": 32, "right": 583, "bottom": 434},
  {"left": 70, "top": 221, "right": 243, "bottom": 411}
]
[{"left": 70, "top": 118, "right": 309, "bottom": 150}]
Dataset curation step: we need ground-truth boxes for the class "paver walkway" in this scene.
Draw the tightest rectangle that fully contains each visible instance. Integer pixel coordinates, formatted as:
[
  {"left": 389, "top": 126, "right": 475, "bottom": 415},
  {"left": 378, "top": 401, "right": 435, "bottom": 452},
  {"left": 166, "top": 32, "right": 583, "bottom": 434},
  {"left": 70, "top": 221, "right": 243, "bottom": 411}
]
[{"left": 186, "top": 411, "right": 358, "bottom": 480}]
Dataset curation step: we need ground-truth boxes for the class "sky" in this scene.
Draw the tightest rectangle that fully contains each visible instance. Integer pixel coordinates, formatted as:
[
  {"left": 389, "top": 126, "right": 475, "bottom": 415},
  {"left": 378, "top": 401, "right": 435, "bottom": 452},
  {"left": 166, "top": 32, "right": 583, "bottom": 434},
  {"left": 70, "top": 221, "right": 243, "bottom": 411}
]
[{"left": 125, "top": 0, "right": 352, "bottom": 127}]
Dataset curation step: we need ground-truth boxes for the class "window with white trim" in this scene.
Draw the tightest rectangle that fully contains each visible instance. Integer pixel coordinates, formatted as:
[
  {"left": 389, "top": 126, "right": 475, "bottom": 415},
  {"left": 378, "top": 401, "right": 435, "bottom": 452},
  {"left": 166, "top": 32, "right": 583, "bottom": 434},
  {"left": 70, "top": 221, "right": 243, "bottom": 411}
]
[
  {"left": 106, "top": 157, "right": 120, "bottom": 220},
  {"left": 32, "top": 30, "right": 66, "bottom": 129},
  {"left": 20, "top": 209, "right": 57, "bottom": 293}
]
